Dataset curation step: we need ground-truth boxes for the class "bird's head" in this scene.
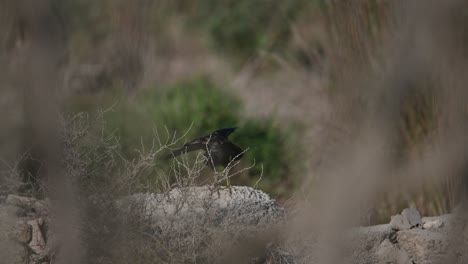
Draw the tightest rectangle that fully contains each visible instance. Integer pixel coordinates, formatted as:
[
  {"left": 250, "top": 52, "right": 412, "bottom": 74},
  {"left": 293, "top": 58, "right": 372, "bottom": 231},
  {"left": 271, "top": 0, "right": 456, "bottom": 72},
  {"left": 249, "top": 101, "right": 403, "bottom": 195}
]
[{"left": 214, "top": 127, "right": 238, "bottom": 138}]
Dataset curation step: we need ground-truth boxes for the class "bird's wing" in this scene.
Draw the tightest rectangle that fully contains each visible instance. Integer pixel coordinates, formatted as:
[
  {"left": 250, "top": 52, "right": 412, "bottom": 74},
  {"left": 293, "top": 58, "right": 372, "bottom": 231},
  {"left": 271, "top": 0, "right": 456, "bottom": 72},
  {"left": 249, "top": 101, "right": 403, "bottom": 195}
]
[{"left": 165, "top": 137, "right": 208, "bottom": 159}]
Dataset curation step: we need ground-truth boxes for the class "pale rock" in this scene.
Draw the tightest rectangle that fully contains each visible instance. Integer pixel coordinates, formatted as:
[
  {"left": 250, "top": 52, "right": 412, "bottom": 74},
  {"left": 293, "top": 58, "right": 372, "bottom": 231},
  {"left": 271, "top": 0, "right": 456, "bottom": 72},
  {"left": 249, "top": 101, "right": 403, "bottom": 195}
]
[
  {"left": 27, "top": 218, "right": 47, "bottom": 255},
  {"left": 401, "top": 207, "right": 422, "bottom": 227},
  {"left": 14, "top": 221, "right": 32, "bottom": 244},
  {"left": 0, "top": 204, "right": 29, "bottom": 264},
  {"left": 422, "top": 217, "right": 445, "bottom": 229},
  {"left": 118, "top": 186, "right": 285, "bottom": 232},
  {"left": 31, "top": 200, "right": 50, "bottom": 216},
  {"left": 342, "top": 224, "right": 394, "bottom": 264},
  {"left": 390, "top": 214, "right": 412, "bottom": 230},
  {"left": 6, "top": 195, "right": 37, "bottom": 208}
]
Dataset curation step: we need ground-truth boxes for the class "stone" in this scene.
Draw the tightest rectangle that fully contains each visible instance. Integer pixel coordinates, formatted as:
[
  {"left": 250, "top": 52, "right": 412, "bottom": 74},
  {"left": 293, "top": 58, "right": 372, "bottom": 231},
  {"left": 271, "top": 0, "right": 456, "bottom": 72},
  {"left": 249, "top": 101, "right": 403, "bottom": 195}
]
[
  {"left": 27, "top": 219, "right": 47, "bottom": 255},
  {"left": 31, "top": 200, "right": 50, "bottom": 216},
  {"left": 390, "top": 214, "right": 412, "bottom": 230},
  {"left": 422, "top": 217, "right": 445, "bottom": 229},
  {"left": 339, "top": 224, "right": 394, "bottom": 264},
  {"left": 3, "top": 204, "right": 26, "bottom": 217},
  {"left": 6, "top": 195, "right": 49, "bottom": 217},
  {"left": 29, "top": 254, "right": 48, "bottom": 264},
  {"left": 2, "top": 189, "right": 467, "bottom": 264},
  {"left": 401, "top": 208, "right": 422, "bottom": 227},
  {"left": 6, "top": 195, "right": 37, "bottom": 208},
  {"left": 0, "top": 205, "right": 29, "bottom": 264},
  {"left": 390, "top": 208, "right": 423, "bottom": 231},
  {"left": 14, "top": 221, "right": 32, "bottom": 243}
]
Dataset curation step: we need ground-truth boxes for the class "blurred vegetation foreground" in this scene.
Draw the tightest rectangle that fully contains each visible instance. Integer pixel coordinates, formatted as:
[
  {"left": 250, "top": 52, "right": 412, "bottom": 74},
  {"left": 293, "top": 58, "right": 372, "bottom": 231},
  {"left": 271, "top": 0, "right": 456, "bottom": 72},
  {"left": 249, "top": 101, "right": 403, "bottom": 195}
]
[{"left": 2, "top": 0, "right": 466, "bottom": 222}]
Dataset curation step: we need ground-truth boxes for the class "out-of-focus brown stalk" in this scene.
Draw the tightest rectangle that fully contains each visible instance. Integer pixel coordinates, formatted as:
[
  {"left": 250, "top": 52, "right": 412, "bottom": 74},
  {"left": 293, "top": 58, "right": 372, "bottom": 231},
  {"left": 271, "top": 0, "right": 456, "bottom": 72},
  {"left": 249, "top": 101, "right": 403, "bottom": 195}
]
[{"left": 2, "top": 0, "right": 84, "bottom": 262}]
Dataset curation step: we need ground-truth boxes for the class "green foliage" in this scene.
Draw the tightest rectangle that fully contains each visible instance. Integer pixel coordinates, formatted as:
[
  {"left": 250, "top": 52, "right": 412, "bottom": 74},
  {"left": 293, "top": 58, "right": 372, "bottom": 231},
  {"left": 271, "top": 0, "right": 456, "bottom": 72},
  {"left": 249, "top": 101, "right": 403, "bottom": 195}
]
[{"left": 191, "top": 0, "right": 307, "bottom": 60}]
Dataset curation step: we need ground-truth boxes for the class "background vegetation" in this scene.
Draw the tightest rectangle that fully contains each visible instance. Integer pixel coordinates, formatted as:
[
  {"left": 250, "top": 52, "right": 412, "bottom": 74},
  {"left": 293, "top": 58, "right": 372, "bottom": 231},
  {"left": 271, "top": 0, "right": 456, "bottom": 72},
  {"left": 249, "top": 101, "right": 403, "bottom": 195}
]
[
  {"left": 2, "top": 0, "right": 467, "bottom": 227},
  {"left": 68, "top": 77, "right": 302, "bottom": 197}
]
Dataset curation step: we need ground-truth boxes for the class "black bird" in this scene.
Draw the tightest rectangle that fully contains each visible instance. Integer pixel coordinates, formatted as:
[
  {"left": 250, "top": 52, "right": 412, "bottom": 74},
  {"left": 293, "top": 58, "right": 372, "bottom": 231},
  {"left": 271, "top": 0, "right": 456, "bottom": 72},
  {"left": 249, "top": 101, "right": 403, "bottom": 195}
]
[{"left": 165, "top": 127, "right": 244, "bottom": 169}]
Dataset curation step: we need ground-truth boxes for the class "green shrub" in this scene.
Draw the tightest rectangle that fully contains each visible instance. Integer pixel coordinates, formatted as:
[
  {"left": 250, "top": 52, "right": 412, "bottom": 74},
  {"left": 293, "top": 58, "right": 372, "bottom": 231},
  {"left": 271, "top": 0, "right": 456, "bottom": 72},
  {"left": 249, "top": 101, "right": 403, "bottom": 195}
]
[
  {"left": 234, "top": 120, "right": 299, "bottom": 176},
  {"left": 140, "top": 77, "right": 241, "bottom": 136},
  {"left": 232, "top": 119, "right": 302, "bottom": 196}
]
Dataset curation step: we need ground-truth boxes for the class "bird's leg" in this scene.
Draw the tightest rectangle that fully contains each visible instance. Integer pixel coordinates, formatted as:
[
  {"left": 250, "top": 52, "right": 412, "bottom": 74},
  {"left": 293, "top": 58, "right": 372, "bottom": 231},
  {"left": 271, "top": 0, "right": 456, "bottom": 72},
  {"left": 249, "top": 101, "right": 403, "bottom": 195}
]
[
  {"left": 226, "top": 175, "right": 231, "bottom": 189},
  {"left": 210, "top": 170, "right": 220, "bottom": 197},
  {"left": 215, "top": 171, "right": 221, "bottom": 197},
  {"left": 224, "top": 168, "right": 232, "bottom": 194}
]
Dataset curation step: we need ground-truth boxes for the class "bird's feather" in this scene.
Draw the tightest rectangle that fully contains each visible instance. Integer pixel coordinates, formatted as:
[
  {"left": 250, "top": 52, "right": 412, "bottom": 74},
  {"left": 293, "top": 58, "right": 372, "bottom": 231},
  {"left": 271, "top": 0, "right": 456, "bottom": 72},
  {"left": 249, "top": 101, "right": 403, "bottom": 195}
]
[
  {"left": 214, "top": 127, "right": 237, "bottom": 138},
  {"left": 164, "top": 136, "right": 211, "bottom": 159}
]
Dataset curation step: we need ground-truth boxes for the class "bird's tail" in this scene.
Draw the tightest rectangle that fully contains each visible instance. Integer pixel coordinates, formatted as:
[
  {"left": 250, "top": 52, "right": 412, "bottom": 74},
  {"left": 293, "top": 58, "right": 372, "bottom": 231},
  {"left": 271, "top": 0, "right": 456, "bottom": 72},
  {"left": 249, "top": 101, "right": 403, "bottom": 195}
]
[
  {"left": 215, "top": 127, "right": 237, "bottom": 138},
  {"left": 164, "top": 139, "right": 204, "bottom": 160}
]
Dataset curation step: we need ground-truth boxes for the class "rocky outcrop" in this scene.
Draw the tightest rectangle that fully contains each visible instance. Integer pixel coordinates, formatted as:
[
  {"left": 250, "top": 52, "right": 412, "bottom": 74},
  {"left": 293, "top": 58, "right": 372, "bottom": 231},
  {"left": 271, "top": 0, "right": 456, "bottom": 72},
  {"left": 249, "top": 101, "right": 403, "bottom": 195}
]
[
  {"left": 1, "top": 187, "right": 285, "bottom": 263},
  {"left": 117, "top": 186, "right": 285, "bottom": 230},
  {"left": 1, "top": 189, "right": 467, "bottom": 264},
  {"left": 390, "top": 207, "right": 423, "bottom": 230}
]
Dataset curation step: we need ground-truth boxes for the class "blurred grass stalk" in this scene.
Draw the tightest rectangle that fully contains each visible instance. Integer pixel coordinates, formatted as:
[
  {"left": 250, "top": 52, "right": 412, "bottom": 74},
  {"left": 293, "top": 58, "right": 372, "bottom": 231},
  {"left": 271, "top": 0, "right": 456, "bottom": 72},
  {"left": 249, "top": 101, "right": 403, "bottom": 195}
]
[
  {"left": 323, "top": 0, "right": 468, "bottom": 221},
  {"left": 1, "top": 0, "right": 84, "bottom": 262}
]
